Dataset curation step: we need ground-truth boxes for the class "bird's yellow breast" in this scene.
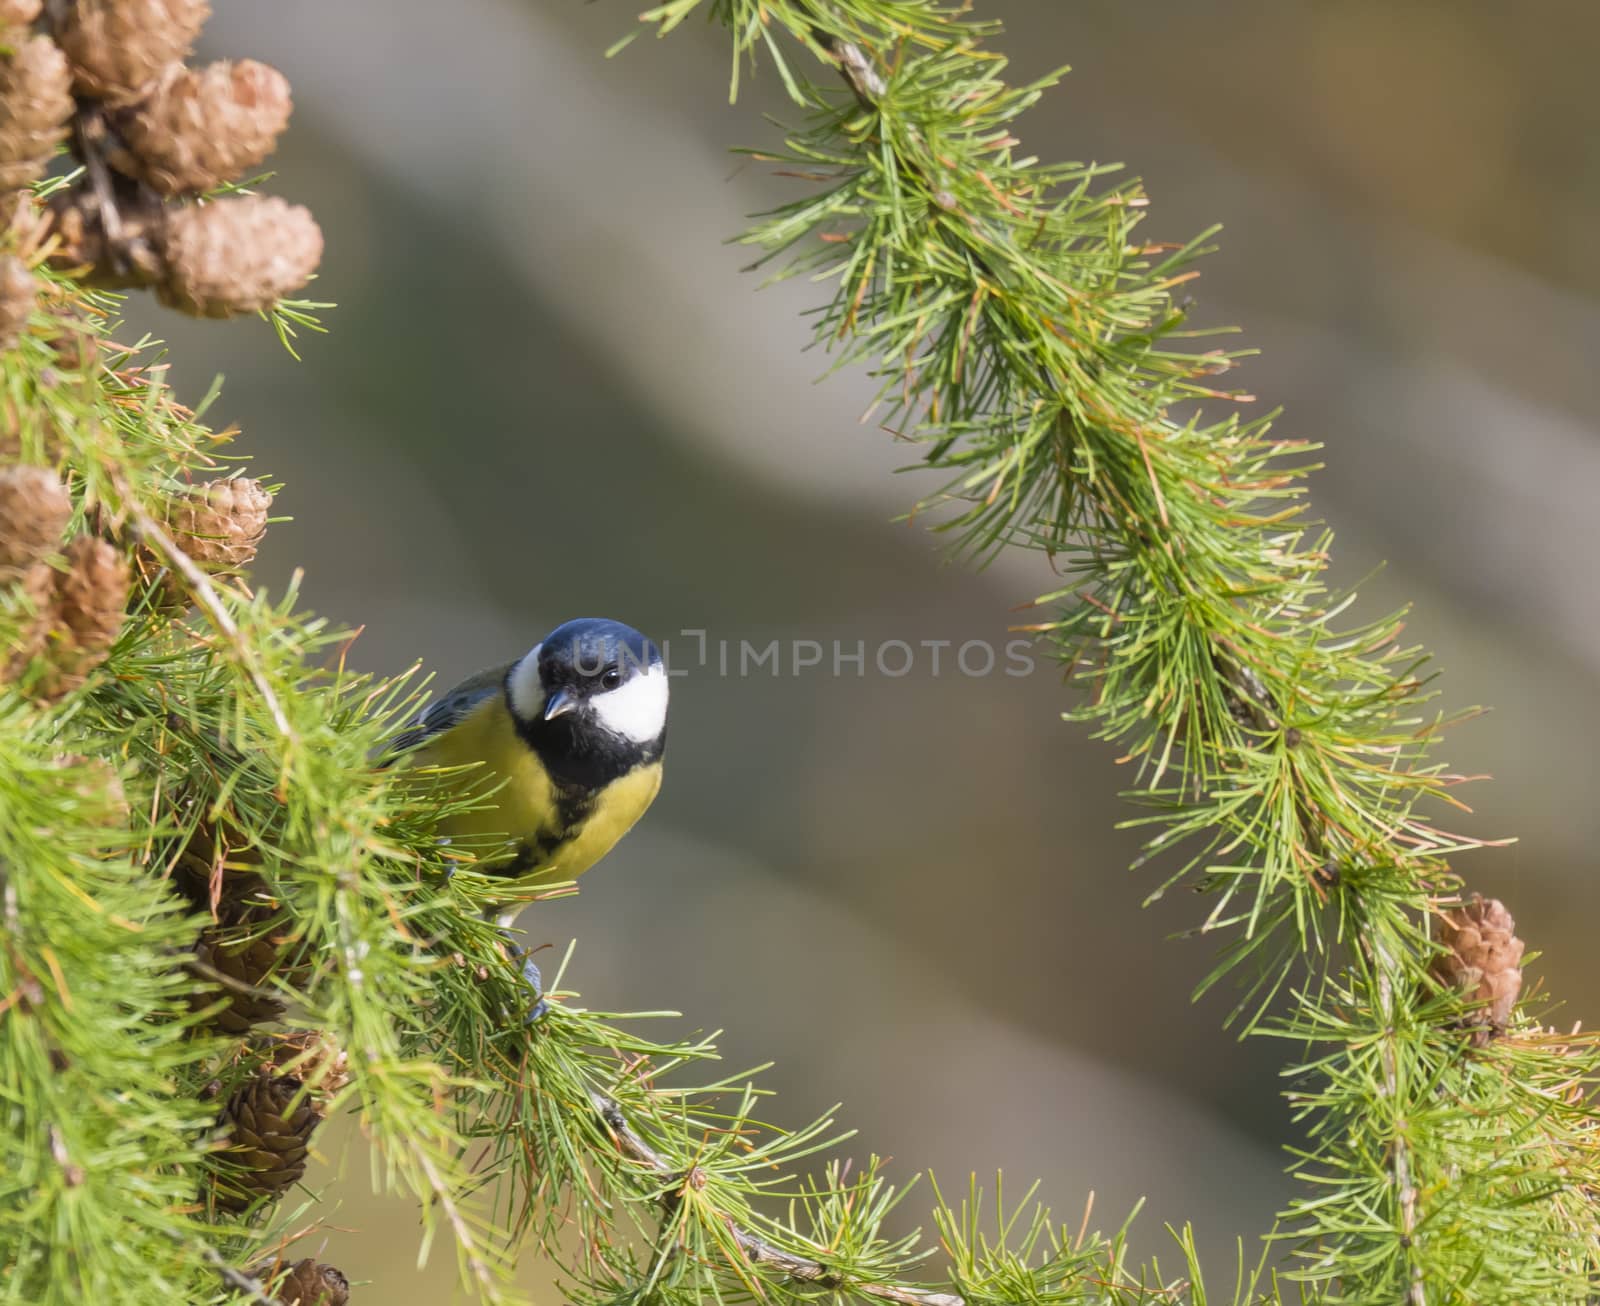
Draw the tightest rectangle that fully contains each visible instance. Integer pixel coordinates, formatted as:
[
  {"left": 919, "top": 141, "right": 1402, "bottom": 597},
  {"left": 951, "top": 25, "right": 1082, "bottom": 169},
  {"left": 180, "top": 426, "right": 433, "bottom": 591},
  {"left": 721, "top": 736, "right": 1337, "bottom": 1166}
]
[{"left": 412, "top": 695, "right": 662, "bottom": 884}]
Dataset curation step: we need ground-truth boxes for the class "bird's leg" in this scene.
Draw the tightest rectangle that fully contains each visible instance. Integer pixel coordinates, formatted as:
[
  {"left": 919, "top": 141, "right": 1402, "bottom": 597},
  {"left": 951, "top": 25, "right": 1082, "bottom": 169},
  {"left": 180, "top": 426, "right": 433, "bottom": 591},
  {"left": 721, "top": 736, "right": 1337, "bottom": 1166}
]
[{"left": 493, "top": 908, "right": 548, "bottom": 1024}]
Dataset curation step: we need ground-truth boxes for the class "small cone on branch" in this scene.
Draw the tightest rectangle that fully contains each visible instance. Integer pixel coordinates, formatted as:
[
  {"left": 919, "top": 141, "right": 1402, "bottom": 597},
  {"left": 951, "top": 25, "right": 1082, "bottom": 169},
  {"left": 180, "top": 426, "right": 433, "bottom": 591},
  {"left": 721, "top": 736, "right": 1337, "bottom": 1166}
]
[
  {"left": 35, "top": 534, "right": 129, "bottom": 696},
  {"left": 158, "top": 194, "right": 322, "bottom": 318},
  {"left": 142, "top": 475, "right": 271, "bottom": 612},
  {"left": 55, "top": 536, "right": 129, "bottom": 645},
  {"left": 0, "top": 1, "right": 43, "bottom": 24},
  {"left": 0, "top": 252, "right": 34, "bottom": 350},
  {"left": 1431, "top": 893, "right": 1525, "bottom": 1046},
  {"left": 271, "top": 1259, "right": 349, "bottom": 1306},
  {"left": 10, "top": 536, "right": 131, "bottom": 699},
  {"left": 190, "top": 907, "right": 297, "bottom": 1033},
  {"left": 56, "top": 0, "right": 211, "bottom": 104},
  {"left": 2, "top": 560, "right": 52, "bottom": 681},
  {"left": 214, "top": 1068, "right": 321, "bottom": 1211},
  {"left": 173, "top": 813, "right": 270, "bottom": 913},
  {"left": 266, "top": 1030, "right": 350, "bottom": 1103},
  {"left": 168, "top": 476, "right": 271, "bottom": 573},
  {"left": 0, "top": 465, "right": 70, "bottom": 578},
  {"left": 0, "top": 32, "right": 74, "bottom": 193},
  {"left": 115, "top": 59, "right": 292, "bottom": 196}
]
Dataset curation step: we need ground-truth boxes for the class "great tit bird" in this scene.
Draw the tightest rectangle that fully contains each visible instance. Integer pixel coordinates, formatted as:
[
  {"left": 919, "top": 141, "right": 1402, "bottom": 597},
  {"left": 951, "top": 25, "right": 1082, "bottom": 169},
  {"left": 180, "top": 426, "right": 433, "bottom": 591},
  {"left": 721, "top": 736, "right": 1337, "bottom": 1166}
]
[
  {"left": 397, "top": 617, "right": 669, "bottom": 882},
  {"left": 394, "top": 618, "right": 668, "bottom": 1013}
]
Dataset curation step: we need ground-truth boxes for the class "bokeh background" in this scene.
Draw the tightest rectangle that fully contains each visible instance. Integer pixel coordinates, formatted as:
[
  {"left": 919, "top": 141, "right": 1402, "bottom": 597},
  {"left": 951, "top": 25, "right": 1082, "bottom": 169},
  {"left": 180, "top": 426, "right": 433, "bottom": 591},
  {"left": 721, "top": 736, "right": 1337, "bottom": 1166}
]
[{"left": 130, "top": 1, "right": 1600, "bottom": 1296}]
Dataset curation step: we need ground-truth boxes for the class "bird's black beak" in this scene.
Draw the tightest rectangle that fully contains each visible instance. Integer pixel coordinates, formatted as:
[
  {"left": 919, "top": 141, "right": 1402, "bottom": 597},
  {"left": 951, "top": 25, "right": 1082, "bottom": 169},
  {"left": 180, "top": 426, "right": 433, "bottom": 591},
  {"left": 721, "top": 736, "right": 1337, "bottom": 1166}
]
[{"left": 543, "top": 688, "right": 578, "bottom": 721}]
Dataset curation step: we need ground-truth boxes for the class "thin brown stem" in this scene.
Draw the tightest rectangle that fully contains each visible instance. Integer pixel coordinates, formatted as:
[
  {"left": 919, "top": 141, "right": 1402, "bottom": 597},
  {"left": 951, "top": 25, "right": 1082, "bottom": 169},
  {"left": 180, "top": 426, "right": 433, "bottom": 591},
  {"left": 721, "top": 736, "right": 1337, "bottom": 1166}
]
[
  {"left": 813, "top": 30, "right": 888, "bottom": 107},
  {"left": 588, "top": 1088, "right": 966, "bottom": 1306}
]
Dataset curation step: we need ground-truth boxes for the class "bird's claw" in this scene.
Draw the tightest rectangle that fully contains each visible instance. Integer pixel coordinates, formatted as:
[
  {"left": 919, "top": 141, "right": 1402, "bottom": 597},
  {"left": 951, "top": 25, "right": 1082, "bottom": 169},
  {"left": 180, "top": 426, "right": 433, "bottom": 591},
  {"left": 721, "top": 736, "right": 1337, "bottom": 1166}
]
[{"left": 511, "top": 946, "right": 549, "bottom": 1025}]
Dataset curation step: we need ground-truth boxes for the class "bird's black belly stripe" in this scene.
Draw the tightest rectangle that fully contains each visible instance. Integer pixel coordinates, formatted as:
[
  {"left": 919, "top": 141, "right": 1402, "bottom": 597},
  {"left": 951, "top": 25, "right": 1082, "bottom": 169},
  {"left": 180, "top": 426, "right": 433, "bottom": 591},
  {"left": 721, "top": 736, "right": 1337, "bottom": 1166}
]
[
  {"left": 499, "top": 783, "right": 599, "bottom": 876},
  {"left": 552, "top": 782, "right": 598, "bottom": 837}
]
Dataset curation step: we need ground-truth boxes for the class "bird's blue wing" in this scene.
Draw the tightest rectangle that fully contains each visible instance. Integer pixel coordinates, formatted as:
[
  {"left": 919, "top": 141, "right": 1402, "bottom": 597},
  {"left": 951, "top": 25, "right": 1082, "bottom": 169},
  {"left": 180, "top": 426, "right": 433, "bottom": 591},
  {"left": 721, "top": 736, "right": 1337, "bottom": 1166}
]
[{"left": 385, "top": 662, "right": 512, "bottom": 759}]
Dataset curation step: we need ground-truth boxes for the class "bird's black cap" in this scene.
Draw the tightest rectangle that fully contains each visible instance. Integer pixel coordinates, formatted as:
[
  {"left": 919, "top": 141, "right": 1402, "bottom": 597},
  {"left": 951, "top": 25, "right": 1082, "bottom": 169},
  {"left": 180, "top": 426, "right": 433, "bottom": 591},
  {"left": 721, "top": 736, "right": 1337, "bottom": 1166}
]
[{"left": 537, "top": 618, "right": 662, "bottom": 683}]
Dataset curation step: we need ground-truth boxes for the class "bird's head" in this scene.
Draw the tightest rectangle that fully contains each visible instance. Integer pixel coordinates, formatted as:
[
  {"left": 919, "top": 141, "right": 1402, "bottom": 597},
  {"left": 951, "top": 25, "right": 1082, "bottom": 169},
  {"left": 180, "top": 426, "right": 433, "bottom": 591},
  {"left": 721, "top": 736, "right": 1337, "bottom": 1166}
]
[{"left": 508, "top": 618, "right": 668, "bottom": 757}]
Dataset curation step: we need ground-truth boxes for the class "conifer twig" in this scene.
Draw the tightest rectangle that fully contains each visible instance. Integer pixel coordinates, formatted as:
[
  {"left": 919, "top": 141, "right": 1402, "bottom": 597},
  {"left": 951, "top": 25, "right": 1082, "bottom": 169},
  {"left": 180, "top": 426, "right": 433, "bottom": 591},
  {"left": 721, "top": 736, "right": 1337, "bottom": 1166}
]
[
  {"left": 1374, "top": 938, "right": 1425, "bottom": 1306},
  {"left": 190, "top": 1238, "right": 277, "bottom": 1306},
  {"left": 641, "top": 0, "right": 1600, "bottom": 1295},
  {"left": 813, "top": 29, "right": 886, "bottom": 106},
  {"left": 417, "top": 1147, "right": 499, "bottom": 1298},
  {"left": 588, "top": 1088, "right": 966, "bottom": 1306}
]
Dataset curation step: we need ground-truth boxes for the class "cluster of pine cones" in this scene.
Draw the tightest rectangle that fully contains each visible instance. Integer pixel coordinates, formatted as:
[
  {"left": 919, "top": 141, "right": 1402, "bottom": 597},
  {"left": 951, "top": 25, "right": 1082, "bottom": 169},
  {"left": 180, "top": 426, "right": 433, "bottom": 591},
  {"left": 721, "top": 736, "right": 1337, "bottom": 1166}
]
[
  {"left": 0, "top": 0, "right": 321, "bottom": 318},
  {"left": 179, "top": 813, "right": 352, "bottom": 1301},
  {"left": 207, "top": 1035, "right": 350, "bottom": 1300},
  {"left": 0, "top": 464, "right": 270, "bottom": 699},
  {"left": 0, "top": 465, "right": 124, "bottom": 697},
  {"left": 0, "top": 474, "right": 347, "bottom": 1290},
  {"left": 172, "top": 817, "right": 325, "bottom": 1209},
  {"left": 0, "top": 0, "right": 341, "bottom": 1270}
]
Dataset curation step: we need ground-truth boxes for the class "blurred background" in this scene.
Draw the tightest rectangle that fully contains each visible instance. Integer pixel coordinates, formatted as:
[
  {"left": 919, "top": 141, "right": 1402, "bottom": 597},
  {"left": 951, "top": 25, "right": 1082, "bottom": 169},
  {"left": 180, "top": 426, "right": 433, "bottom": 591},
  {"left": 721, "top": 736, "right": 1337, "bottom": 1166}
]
[{"left": 129, "top": 0, "right": 1600, "bottom": 1295}]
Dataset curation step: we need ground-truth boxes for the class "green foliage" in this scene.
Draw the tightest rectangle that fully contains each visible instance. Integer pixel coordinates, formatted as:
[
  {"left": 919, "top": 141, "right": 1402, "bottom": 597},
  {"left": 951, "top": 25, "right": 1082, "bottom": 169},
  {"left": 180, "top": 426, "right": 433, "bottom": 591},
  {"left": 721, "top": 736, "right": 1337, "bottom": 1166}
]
[
  {"left": 0, "top": 271, "right": 528, "bottom": 1298},
  {"left": 1, "top": 1, "right": 1596, "bottom": 1304},
  {"left": 0, "top": 733, "right": 218, "bottom": 1302},
  {"left": 645, "top": 0, "right": 1600, "bottom": 1299}
]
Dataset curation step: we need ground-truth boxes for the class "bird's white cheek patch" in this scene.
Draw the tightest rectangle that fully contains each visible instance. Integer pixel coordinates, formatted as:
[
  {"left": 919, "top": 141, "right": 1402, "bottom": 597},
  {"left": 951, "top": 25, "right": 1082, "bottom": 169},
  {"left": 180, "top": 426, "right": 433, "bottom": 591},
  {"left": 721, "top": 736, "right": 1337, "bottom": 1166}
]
[
  {"left": 594, "top": 665, "right": 669, "bottom": 743},
  {"left": 507, "top": 646, "right": 544, "bottom": 722}
]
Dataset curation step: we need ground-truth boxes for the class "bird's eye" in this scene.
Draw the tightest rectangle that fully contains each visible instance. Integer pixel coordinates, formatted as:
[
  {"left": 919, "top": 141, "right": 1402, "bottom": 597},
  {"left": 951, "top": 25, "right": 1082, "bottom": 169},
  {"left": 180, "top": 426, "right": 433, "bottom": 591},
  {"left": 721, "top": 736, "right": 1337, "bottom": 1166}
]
[{"left": 600, "top": 666, "right": 622, "bottom": 691}]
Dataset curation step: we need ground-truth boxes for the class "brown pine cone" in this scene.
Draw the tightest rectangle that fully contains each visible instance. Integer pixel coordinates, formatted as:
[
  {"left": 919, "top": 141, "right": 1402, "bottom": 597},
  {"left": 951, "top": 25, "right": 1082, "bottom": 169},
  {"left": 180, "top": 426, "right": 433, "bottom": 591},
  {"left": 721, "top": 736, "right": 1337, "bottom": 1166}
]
[
  {"left": 0, "top": 32, "right": 73, "bottom": 193},
  {"left": 271, "top": 1259, "right": 349, "bottom": 1306},
  {"left": 173, "top": 813, "right": 270, "bottom": 912},
  {"left": 158, "top": 194, "right": 322, "bottom": 318},
  {"left": 266, "top": 1030, "right": 350, "bottom": 1102},
  {"left": 2, "top": 559, "right": 52, "bottom": 680},
  {"left": 0, "top": 251, "right": 34, "bottom": 350},
  {"left": 55, "top": 0, "right": 210, "bottom": 104},
  {"left": 168, "top": 476, "right": 271, "bottom": 572},
  {"left": 0, "top": 1, "right": 43, "bottom": 25},
  {"left": 0, "top": 465, "right": 70, "bottom": 578},
  {"left": 55, "top": 535, "right": 129, "bottom": 645},
  {"left": 13, "top": 535, "right": 131, "bottom": 699},
  {"left": 115, "top": 59, "right": 292, "bottom": 196},
  {"left": 191, "top": 907, "right": 296, "bottom": 1033},
  {"left": 1431, "top": 893, "right": 1525, "bottom": 1046},
  {"left": 214, "top": 1068, "right": 321, "bottom": 1211},
  {"left": 39, "top": 533, "right": 128, "bottom": 692}
]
